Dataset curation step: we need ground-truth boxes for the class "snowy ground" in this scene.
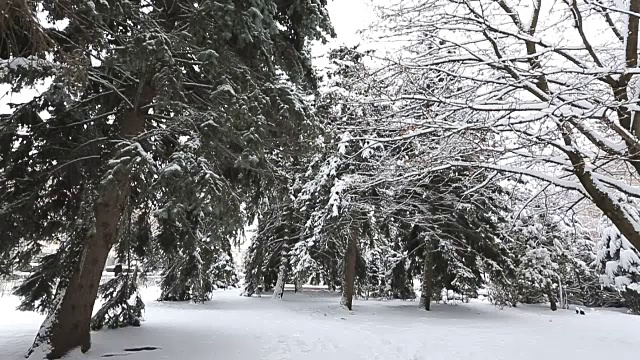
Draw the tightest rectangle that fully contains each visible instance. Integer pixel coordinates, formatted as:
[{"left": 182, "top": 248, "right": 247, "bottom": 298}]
[{"left": 1, "top": 287, "right": 639, "bottom": 360}]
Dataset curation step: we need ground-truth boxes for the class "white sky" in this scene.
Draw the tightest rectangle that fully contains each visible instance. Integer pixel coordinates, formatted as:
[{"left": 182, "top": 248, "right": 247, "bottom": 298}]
[
  {"left": 312, "top": 0, "right": 377, "bottom": 58},
  {"left": 325, "top": 0, "right": 375, "bottom": 46}
]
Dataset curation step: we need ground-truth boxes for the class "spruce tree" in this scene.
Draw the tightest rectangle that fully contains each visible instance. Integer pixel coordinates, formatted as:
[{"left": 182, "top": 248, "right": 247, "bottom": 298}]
[
  {"left": 155, "top": 146, "right": 240, "bottom": 302},
  {"left": 386, "top": 166, "right": 511, "bottom": 311},
  {"left": 492, "top": 192, "right": 617, "bottom": 310},
  {"left": 597, "top": 215, "right": 640, "bottom": 314},
  {"left": 1, "top": 1, "right": 333, "bottom": 358},
  {"left": 243, "top": 183, "right": 306, "bottom": 298},
  {"left": 91, "top": 268, "right": 144, "bottom": 331}
]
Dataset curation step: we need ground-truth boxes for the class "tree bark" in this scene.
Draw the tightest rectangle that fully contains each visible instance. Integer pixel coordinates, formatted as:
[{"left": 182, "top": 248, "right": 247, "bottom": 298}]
[
  {"left": 547, "top": 285, "right": 557, "bottom": 311},
  {"left": 567, "top": 153, "right": 640, "bottom": 251},
  {"left": 557, "top": 276, "right": 565, "bottom": 310},
  {"left": 294, "top": 275, "right": 304, "bottom": 294},
  {"left": 340, "top": 227, "right": 358, "bottom": 310},
  {"left": 272, "top": 262, "right": 287, "bottom": 299},
  {"left": 272, "top": 244, "right": 289, "bottom": 299},
  {"left": 28, "top": 106, "right": 147, "bottom": 359},
  {"left": 419, "top": 238, "right": 434, "bottom": 311}
]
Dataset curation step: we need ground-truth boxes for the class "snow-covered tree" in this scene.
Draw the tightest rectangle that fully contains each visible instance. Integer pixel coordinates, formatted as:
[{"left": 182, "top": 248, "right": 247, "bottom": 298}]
[
  {"left": 372, "top": 0, "right": 640, "bottom": 255},
  {"left": 289, "top": 45, "right": 511, "bottom": 311},
  {"left": 90, "top": 268, "right": 144, "bottom": 331},
  {"left": 597, "top": 213, "right": 640, "bottom": 314},
  {"left": 382, "top": 165, "right": 511, "bottom": 311},
  {"left": 0, "top": 1, "right": 333, "bottom": 357},
  {"left": 242, "top": 192, "right": 299, "bottom": 298},
  {"left": 506, "top": 211, "right": 565, "bottom": 310},
  {"left": 491, "top": 189, "right": 618, "bottom": 310},
  {"left": 360, "top": 223, "right": 414, "bottom": 300},
  {"left": 154, "top": 144, "right": 240, "bottom": 302}
]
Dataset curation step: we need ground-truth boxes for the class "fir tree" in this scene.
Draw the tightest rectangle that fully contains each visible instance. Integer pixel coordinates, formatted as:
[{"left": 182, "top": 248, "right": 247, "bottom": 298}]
[
  {"left": 155, "top": 145, "right": 240, "bottom": 302},
  {"left": 597, "top": 216, "right": 640, "bottom": 314},
  {"left": 1, "top": 1, "right": 333, "bottom": 357},
  {"left": 242, "top": 187, "right": 302, "bottom": 298},
  {"left": 493, "top": 192, "right": 617, "bottom": 310},
  {"left": 91, "top": 268, "right": 144, "bottom": 331},
  {"left": 390, "top": 167, "right": 511, "bottom": 311}
]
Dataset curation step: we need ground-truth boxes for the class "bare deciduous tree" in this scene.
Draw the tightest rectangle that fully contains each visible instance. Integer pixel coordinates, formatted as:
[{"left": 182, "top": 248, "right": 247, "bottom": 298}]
[{"left": 372, "top": 0, "right": 640, "bottom": 250}]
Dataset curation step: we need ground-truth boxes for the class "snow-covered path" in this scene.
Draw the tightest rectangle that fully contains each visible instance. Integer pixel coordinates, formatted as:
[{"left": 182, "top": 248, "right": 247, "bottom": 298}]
[{"left": 1, "top": 288, "right": 638, "bottom": 360}]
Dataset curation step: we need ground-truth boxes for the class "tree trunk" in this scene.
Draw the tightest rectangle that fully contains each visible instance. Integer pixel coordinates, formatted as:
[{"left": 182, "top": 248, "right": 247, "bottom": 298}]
[
  {"left": 29, "top": 177, "right": 130, "bottom": 359},
  {"left": 28, "top": 107, "right": 147, "bottom": 359},
  {"left": 547, "top": 285, "right": 557, "bottom": 311},
  {"left": 557, "top": 276, "right": 565, "bottom": 310},
  {"left": 340, "top": 227, "right": 358, "bottom": 310},
  {"left": 419, "top": 238, "right": 434, "bottom": 311},
  {"left": 272, "top": 262, "right": 287, "bottom": 299},
  {"left": 272, "top": 244, "right": 289, "bottom": 299},
  {"left": 294, "top": 275, "right": 304, "bottom": 294}
]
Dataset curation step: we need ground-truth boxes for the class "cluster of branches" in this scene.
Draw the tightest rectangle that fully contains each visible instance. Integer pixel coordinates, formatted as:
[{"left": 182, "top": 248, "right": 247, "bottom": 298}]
[
  {"left": 244, "top": 3, "right": 640, "bottom": 311},
  {"left": 362, "top": 0, "right": 640, "bottom": 311},
  {"left": 373, "top": 0, "right": 640, "bottom": 250},
  {"left": 243, "top": 46, "right": 517, "bottom": 310}
]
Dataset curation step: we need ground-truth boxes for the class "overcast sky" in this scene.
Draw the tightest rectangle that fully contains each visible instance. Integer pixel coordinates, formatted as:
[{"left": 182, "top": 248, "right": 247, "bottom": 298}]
[{"left": 325, "top": 0, "right": 375, "bottom": 46}]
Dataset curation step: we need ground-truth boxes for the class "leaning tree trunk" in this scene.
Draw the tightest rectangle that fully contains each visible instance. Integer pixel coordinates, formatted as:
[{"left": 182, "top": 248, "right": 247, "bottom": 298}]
[
  {"left": 419, "top": 238, "right": 434, "bottom": 311},
  {"left": 340, "top": 228, "right": 358, "bottom": 310},
  {"left": 28, "top": 107, "right": 147, "bottom": 359}
]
